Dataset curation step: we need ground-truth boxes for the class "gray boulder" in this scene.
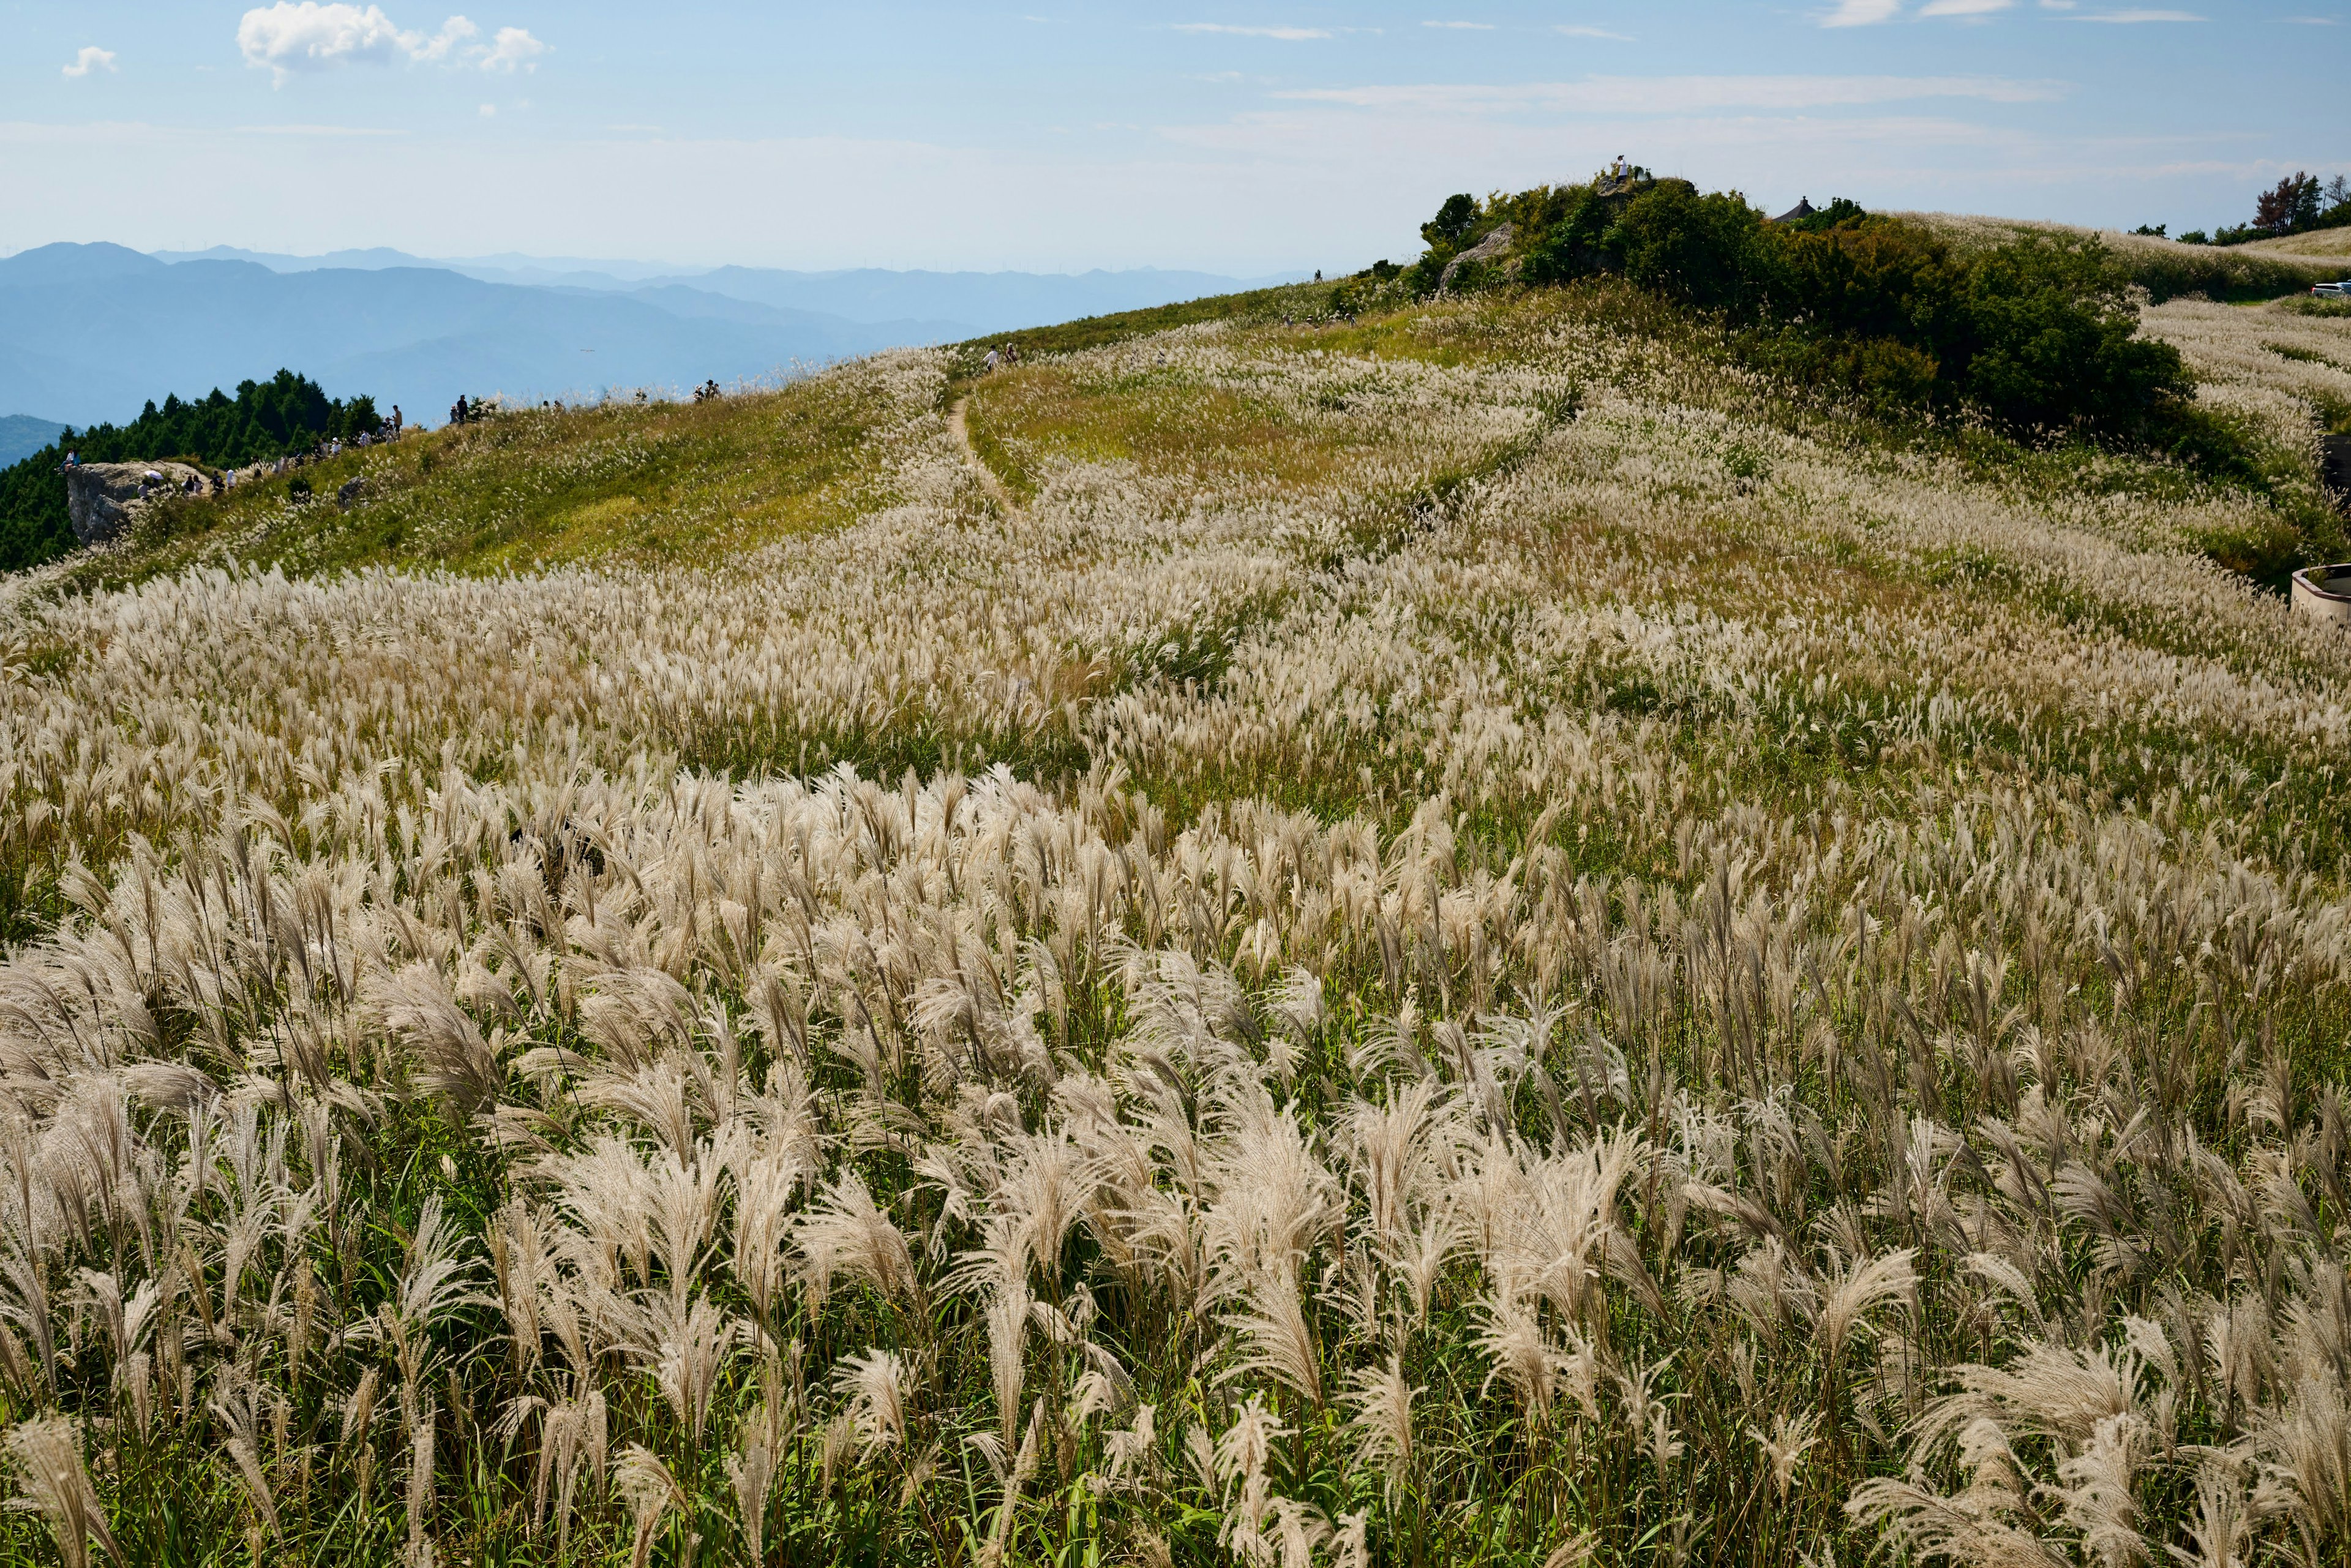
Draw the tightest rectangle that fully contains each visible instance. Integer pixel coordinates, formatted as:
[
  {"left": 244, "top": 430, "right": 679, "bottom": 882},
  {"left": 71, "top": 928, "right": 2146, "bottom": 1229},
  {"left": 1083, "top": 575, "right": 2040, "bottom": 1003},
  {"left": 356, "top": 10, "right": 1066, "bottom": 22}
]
[
  {"left": 62, "top": 461, "right": 208, "bottom": 546},
  {"left": 1438, "top": 224, "right": 1515, "bottom": 296}
]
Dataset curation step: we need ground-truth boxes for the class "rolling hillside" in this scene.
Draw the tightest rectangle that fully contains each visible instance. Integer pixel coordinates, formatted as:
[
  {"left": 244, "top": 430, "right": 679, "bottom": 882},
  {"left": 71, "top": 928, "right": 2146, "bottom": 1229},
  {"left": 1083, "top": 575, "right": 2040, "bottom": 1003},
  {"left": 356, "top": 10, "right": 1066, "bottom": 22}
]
[
  {"left": 2, "top": 240, "right": 2351, "bottom": 1568},
  {"left": 2241, "top": 226, "right": 2351, "bottom": 261}
]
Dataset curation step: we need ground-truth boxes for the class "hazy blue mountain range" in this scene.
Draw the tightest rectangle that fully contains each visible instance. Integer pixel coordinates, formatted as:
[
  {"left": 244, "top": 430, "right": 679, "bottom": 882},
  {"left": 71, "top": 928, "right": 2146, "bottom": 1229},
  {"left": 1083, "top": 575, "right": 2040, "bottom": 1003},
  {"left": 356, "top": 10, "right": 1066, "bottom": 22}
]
[
  {"left": 0, "top": 416, "right": 67, "bottom": 466},
  {"left": 629, "top": 266, "right": 1296, "bottom": 332},
  {"left": 153, "top": 246, "right": 690, "bottom": 288},
  {"left": 154, "top": 244, "right": 1294, "bottom": 329},
  {"left": 4, "top": 243, "right": 1288, "bottom": 432}
]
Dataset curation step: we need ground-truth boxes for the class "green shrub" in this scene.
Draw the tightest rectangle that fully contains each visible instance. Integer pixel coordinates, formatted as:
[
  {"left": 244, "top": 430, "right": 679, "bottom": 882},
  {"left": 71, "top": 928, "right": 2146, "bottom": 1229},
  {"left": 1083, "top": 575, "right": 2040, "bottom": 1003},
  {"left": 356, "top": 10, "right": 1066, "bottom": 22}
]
[
  {"left": 1946, "top": 234, "right": 2191, "bottom": 430},
  {"left": 1422, "top": 193, "right": 1479, "bottom": 249},
  {"left": 1605, "top": 183, "right": 1773, "bottom": 313},
  {"left": 1747, "top": 329, "right": 1941, "bottom": 414},
  {"left": 1428, "top": 176, "right": 2195, "bottom": 438},
  {"left": 1773, "top": 216, "right": 1958, "bottom": 344}
]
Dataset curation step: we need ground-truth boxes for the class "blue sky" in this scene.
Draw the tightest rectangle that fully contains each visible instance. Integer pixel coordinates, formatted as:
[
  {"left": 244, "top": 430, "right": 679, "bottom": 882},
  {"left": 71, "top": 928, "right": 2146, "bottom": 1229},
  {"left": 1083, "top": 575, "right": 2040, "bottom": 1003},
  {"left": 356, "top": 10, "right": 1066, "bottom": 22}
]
[{"left": 2, "top": 1, "right": 2344, "bottom": 272}]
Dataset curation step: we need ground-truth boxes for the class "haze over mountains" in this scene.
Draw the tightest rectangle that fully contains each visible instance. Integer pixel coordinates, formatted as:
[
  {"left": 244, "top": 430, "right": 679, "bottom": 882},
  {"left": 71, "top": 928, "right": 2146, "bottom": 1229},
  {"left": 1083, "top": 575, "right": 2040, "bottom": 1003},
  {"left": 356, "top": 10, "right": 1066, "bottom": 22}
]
[
  {"left": 0, "top": 416, "right": 67, "bottom": 467},
  {"left": 0, "top": 244, "right": 1291, "bottom": 432}
]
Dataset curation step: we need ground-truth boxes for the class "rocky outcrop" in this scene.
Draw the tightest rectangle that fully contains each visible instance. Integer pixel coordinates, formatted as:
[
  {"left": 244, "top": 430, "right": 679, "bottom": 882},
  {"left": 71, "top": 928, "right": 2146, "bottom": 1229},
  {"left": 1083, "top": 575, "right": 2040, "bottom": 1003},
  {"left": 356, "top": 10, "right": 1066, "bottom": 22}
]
[
  {"left": 1438, "top": 224, "right": 1515, "bottom": 296},
  {"left": 62, "top": 461, "right": 207, "bottom": 547}
]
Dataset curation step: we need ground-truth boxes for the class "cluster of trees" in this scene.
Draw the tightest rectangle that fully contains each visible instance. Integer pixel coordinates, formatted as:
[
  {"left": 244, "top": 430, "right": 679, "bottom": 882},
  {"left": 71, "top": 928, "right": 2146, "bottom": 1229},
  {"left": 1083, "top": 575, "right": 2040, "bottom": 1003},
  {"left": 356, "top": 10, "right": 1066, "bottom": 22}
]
[
  {"left": 2156, "top": 173, "right": 2351, "bottom": 247},
  {"left": 0, "top": 370, "right": 377, "bottom": 573},
  {"left": 1392, "top": 174, "right": 2193, "bottom": 438}
]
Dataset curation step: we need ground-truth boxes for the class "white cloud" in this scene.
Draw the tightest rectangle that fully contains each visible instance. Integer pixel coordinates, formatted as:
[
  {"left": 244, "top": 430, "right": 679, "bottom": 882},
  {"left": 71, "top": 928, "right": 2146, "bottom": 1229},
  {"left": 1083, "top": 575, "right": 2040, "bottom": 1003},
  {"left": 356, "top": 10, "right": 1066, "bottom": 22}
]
[
  {"left": 1554, "top": 23, "right": 1634, "bottom": 39},
  {"left": 479, "top": 102, "right": 497, "bottom": 116},
  {"left": 1275, "top": 74, "right": 2066, "bottom": 115},
  {"left": 235, "top": 5, "right": 546, "bottom": 84},
  {"left": 2061, "top": 6, "right": 2202, "bottom": 16},
  {"left": 478, "top": 26, "right": 547, "bottom": 72},
  {"left": 1820, "top": 0, "right": 1903, "bottom": 24},
  {"left": 238, "top": 4, "right": 413, "bottom": 80},
  {"left": 408, "top": 15, "right": 478, "bottom": 62},
  {"left": 1920, "top": 0, "right": 2014, "bottom": 15},
  {"left": 1172, "top": 23, "right": 1334, "bottom": 39},
  {"left": 62, "top": 46, "right": 118, "bottom": 78},
  {"left": 1422, "top": 20, "right": 1494, "bottom": 28}
]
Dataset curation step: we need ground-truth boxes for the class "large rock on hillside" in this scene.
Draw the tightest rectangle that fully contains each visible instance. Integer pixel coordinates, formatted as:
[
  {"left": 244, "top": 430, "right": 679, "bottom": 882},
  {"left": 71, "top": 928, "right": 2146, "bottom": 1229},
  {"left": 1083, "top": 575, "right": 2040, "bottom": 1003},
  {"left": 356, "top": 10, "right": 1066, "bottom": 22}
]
[
  {"left": 1438, "top": 224, "right": 1515, "bottom": 296},
  {"left": 64, "top": 461, "right": 207, "bottom": 547}
]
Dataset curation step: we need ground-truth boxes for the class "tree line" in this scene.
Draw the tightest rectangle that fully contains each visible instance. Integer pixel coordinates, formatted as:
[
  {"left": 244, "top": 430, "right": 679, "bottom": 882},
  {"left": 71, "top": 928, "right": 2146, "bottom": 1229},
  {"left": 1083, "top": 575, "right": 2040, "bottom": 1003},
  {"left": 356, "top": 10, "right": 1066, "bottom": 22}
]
[
  {"left": 2141, "top": 171, "right": 2350, "bottom": 247},
  {"left": 0, "top": 370, "right": 378, "bottom": 573}
]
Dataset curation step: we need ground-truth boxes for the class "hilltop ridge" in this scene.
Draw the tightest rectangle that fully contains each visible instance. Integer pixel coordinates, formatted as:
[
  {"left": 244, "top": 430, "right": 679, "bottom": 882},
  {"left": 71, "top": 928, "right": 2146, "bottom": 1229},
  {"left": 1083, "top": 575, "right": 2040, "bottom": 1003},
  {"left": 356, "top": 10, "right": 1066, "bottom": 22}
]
[{"left": 3, "top": 209, "right": 2351, "bottom": 1568}]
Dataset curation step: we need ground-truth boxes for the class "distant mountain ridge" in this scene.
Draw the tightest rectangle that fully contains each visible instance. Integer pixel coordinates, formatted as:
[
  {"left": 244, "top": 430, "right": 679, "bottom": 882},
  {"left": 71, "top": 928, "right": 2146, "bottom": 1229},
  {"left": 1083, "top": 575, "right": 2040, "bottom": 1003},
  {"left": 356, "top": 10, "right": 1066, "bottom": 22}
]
[
  {"left": 0, "top": 415, "right": 67, "bottom": 467},
  {"left": 4, "top": 244, "right": 1294, "bottom": 430},
  {"left": 0, "top": 244, "right": 971, "bottom": 429},
  {"left": 147, "top": 245, "right": 1294, "bottom": 329}
]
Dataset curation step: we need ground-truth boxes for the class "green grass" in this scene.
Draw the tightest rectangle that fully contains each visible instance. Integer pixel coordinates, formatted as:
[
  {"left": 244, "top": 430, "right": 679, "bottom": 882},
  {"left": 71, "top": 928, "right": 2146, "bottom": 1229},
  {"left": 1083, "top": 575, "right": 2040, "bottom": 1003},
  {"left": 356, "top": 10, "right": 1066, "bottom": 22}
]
[
  {"left": 59, "top": 369, "right": 906, "bottom": 590},
  {"left": 949, "top": 281, "right": 1336, "bottom": 369}
]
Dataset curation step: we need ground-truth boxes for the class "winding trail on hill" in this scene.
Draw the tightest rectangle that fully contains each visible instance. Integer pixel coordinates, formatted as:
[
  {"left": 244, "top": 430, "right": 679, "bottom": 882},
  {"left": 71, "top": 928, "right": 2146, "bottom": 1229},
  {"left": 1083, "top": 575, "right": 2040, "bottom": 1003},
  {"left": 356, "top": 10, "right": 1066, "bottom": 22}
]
[{"left": 948, "top": 396, "right": 1019, "bottom": 517}]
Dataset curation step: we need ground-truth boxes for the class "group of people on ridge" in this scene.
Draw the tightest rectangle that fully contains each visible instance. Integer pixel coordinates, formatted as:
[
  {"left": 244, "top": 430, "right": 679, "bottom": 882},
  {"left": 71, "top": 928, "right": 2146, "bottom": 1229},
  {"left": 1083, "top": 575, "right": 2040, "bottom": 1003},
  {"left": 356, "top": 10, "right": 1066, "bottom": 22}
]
[{"left": 75, "top": 402, "right": 414, "bottom": 501}]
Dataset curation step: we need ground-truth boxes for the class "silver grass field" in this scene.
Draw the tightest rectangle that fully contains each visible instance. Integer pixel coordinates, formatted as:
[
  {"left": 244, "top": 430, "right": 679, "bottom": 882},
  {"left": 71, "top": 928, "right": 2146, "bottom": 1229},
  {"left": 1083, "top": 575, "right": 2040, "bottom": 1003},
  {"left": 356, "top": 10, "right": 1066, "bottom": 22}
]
[{"left": 1, "top": 280, "right": 2350, "bottom": 1567}]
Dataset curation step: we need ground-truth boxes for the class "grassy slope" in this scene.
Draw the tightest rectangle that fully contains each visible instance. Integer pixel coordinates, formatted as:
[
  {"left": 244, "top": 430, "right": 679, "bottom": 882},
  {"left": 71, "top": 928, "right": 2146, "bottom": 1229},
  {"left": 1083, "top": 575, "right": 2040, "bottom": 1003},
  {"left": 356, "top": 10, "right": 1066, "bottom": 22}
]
[
  {"left": 61, "top": 366, "right": 907, "bottom": 590},
  {"left": 54, "top": 287, "right": 1337, "bottom": 593},
  {"left": 2243, "top": 227, "right": 2351, "bottom": 260},
  {"left": 7, "top": 260, "right": 2351, "bottom": 1568},
  {"left": 69, "top": 264, "right": 2340, "bottom": 592},
  {"left": 1903, "top": 211, "right": 2345, "bottom": 301}
]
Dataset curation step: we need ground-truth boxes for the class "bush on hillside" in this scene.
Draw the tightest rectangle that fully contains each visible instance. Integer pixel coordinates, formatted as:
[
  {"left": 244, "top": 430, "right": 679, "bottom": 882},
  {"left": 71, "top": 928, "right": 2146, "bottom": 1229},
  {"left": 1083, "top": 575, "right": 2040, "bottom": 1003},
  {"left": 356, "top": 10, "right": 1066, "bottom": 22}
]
[
  {"left": 0, "top": 370, "right": 379, "bottom": 573},
  {"left": 1948, "top": 236, "right": 2189, "bottom": 429},
  {"left": 1431, "top": 175, "right": 2196, "bottom": 438}
]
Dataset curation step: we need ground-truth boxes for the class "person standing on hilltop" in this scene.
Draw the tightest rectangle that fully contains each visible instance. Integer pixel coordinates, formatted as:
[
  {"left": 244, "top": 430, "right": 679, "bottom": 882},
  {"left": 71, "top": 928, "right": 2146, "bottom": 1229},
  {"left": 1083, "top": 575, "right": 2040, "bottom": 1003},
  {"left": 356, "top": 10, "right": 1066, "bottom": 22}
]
[{"left": 391, "top": 405, "right": 403, "bottom": 437}]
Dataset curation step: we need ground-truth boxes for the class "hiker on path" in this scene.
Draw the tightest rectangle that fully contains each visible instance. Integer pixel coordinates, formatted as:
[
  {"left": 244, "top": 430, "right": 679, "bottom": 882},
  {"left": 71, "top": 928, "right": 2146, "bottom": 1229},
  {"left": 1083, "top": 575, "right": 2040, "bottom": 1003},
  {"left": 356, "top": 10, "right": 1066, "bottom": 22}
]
[{"left": 391, "top": 406, "right": 403, "bottom": 436}]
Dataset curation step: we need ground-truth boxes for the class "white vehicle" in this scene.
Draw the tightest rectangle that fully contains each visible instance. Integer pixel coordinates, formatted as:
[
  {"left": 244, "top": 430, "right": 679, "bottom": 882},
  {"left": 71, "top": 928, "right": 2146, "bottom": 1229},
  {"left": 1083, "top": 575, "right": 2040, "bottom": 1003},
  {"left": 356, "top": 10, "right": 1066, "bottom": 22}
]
[{"left": 2315, "top": 279, "right": 2350, "bottom": 298}]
